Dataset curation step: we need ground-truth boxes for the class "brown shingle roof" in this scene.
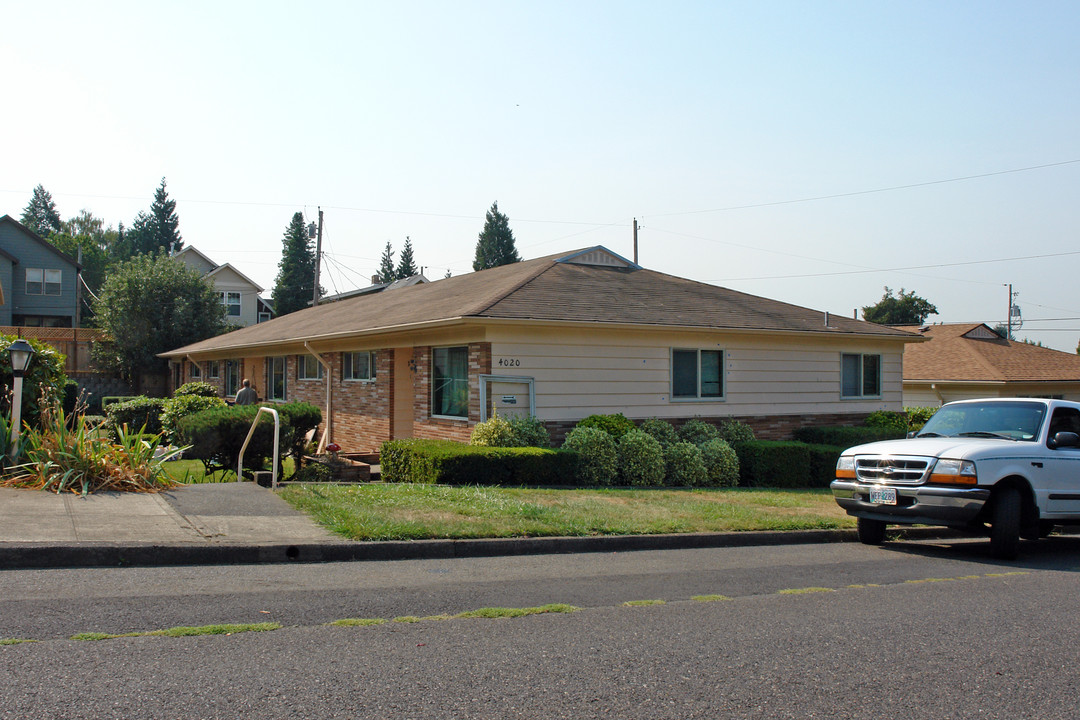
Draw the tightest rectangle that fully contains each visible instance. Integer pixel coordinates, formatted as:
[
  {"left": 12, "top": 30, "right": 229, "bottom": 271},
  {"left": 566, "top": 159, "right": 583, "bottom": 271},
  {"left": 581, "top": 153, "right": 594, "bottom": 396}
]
[
  {"left": 901, "top": 323, "right": 1080, "bottom": 382},
  {"left": 164, "top": 247, "right": 915, "bottom": 357}
]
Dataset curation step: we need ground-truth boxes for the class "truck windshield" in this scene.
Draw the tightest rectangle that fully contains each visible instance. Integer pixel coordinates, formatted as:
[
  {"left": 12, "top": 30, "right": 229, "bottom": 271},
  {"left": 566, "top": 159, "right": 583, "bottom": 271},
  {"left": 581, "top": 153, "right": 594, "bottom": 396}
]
[{"left": 917, "top": 401, "right": 1046, "bottom": 442}]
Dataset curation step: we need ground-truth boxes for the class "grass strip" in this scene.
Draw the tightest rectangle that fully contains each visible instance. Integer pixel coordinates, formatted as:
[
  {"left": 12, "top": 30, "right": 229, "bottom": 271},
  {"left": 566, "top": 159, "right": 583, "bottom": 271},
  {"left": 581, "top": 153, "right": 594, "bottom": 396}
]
[
  {"left": 0, "top": 639, "right": 36, "bottom": 646},
  {"left": 71, "top": 622, "right": 281, "bottom": 641},
  {"left": 278, "top": 484, "right": 852, "bottom": 541},
  {"left": 622, "top": 599, "right": 666, "bottom": 607},
  {"left": 692, "top": 594, "right": 732, "bottom": 602},
  {"left": 329, "top": 618, "right": 387, "bottom": 627},
  {"left": 777, "top": 587, "right": 834, "bottom": 595}
]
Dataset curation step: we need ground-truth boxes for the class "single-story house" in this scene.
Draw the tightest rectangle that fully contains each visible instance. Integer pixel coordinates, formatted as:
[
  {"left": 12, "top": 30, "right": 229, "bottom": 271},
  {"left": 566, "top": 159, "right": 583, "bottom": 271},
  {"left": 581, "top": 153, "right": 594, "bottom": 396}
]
[
  {"left": 0, "top": 215, "right": 81, "bottom": 327},
  {"left": 172, "top": 246, "right": 273, "bottom": 327},
  {"left": 898, "top": 322, "right": 1080, "bottom": 406},
  {"left": 162, "top": 246, "right": 920, "bottom": 451}
]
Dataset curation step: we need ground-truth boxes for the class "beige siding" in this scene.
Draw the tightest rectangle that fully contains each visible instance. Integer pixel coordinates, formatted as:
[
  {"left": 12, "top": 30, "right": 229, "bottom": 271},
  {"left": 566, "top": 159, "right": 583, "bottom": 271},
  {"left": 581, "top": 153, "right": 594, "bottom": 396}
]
[
  {"left": 489, "top": 326, "right": 904, "bottom": 422},
  {"left": 904, "top": 380, "right": 1080, "bottom": 407}
]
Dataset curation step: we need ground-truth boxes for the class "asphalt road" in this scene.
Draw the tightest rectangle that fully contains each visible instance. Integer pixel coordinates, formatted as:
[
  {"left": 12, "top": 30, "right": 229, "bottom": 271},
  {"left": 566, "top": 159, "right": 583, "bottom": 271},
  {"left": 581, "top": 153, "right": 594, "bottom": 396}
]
[{"left": 2, "top": 535, "right": 1079, "bottom": 719}]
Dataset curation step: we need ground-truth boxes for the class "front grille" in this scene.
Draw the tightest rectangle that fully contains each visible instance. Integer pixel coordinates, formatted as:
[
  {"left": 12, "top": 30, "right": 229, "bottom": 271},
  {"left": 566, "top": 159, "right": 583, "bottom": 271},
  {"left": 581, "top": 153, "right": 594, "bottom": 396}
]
[{"left": 854, "top": 456, "right": 932, "bottom": 485}]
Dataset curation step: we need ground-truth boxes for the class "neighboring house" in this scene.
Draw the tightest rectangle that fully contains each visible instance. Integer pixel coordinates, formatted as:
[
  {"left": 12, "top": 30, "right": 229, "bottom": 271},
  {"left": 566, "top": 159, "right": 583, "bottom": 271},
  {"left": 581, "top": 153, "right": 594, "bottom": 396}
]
[
  {"left": 898, "top": 322, "right": 1080, "bottom": 406},
  {"left": 162, "top": 246, "right": 920, "bottom": 451},
  {"left": 172, "top": 246, "right": 273, "bottom": 327},
  {"left": 0, "top": 215, "right": 80, "bottom": 327}
]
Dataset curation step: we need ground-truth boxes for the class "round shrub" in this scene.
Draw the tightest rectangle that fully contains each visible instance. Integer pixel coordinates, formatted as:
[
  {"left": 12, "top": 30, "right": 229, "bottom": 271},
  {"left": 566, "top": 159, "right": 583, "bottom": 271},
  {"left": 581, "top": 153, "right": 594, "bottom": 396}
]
[
  {"left": 506, "top": 415, "right": 551, "bottom": 448},
  {"left": 640, "top": 418, "right": 678, "bottom": 448},
  {"left": 562, "top": 426, "right": 617, "bottom": 486},
  {"left": 865, "top": 410, "right": 907, "bottom": 433},
  {"left": 700, "top": 438, "right": 739, "bottom": 487},
  {"left": 576, "top": 413, "right": 636, "bottom": 440},
  {"left": 106, "top": 396, "right": 167, "bottom": 439},
  {"left": 617, "top": 429, "right": 665, "bottom": 486},
  {"left": 161, "top": 394, "right": 227, "bottom": 440},
  {"left": 718, "top": 418, "right": 755, "bottom": 444},
  {"left": 470, "top": 414, "right": 516, "bottom": 447},
  {"left": 664, "top": 441, "right": 708, "bottom": 487},
  {"left": 905, "top": 406, "right": 936, "bottom": 432},
  {"left": 678, "top": 418, "right": 719, "bottom": 447},
  {"left": 173, "top": 381, "right": 221, "bottom": 398}
]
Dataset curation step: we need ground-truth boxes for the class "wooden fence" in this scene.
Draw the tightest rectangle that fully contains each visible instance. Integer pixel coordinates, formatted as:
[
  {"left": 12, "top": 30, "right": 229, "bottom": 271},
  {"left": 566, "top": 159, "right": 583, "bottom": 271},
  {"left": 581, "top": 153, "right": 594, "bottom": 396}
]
[{"left": 0, "top": 327, "right": 107, "bottom": 374}]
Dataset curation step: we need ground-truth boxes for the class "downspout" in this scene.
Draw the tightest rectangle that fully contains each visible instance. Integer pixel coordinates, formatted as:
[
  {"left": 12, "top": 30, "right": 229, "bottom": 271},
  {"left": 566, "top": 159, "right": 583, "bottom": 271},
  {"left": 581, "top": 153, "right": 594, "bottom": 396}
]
[
  {"left": 304, "top": 342, "right": 332, "bottom": 453},
  {"left": 931, "top": 383, "right": 945, "bottom": 406}
]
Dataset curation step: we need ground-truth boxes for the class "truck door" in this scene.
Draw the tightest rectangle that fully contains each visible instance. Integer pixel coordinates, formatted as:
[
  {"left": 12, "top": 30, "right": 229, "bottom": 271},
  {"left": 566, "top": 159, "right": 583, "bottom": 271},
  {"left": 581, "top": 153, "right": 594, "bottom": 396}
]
[{"left": 1042, "top": 407, "right": 1080, "bottom": 515}]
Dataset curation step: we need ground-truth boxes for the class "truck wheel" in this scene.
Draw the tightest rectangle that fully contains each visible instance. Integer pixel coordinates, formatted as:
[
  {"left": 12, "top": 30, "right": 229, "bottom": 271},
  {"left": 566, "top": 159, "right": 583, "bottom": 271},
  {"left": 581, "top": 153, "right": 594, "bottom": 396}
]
[
  {"left": 989, "top": 486, "right": 1021, "bottom": 560},
  {"left": 857, "top": 517, "right": 887, "bottom": 545}
]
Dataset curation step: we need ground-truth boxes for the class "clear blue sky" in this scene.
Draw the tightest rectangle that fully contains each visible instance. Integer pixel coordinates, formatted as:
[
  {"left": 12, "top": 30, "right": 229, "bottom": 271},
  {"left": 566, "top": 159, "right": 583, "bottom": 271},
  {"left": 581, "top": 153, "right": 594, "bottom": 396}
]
[{"left": 4, "top": 1, "right": 1079, "bottom": 349}]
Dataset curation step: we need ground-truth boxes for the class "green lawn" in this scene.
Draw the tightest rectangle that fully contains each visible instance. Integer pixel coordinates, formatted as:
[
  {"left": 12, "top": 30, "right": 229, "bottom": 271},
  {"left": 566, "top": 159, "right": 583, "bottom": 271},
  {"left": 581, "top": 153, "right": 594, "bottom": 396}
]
[
  {"left": 162, "top": 458, "right": 296, "bottom": 484},
  {"left": 277, "top": 483, "right": 854, "bottom": 541}
]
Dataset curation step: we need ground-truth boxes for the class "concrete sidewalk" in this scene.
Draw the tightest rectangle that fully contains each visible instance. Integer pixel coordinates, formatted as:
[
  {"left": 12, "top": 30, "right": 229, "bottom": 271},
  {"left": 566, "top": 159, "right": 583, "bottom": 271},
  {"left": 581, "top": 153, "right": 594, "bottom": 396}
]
[{"left": 0, "top": 482, "right": 940, "bottom": 570}]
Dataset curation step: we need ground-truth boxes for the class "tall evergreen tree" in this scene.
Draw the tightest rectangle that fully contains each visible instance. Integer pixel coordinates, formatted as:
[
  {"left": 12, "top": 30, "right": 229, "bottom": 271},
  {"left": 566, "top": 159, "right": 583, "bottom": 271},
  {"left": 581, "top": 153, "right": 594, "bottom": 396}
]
[
  {"left": 272, "top": 212, "right": 317, "bottom": 316},
  {"left": 148, "top": 177, "right": 183, "bottom": 254},
  {"left": 395, "top": 236, "right": 418, "bottom": 279},
  {"left": 20, "top": 184, "right": 63, "bottom": 238},
  {"left": 473, "top": 201, "right": 521, "bottom": 271},
  {"left": 378, "top": 241, "right": 396, "bottom": 283}
]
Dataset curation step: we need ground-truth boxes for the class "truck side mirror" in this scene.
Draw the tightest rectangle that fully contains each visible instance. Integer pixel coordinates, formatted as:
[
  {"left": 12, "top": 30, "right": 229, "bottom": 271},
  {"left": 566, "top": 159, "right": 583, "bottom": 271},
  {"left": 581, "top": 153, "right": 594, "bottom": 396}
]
[{"left": 1049, "top": 431, "right": 1080, "bottom": 449}]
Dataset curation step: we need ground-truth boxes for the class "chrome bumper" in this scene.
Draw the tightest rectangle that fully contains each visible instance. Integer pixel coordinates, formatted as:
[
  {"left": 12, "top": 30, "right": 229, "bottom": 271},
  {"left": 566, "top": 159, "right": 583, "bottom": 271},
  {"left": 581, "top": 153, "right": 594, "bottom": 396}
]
[{"left": 831, "top": 480, "right": 991, "bottom": 527}]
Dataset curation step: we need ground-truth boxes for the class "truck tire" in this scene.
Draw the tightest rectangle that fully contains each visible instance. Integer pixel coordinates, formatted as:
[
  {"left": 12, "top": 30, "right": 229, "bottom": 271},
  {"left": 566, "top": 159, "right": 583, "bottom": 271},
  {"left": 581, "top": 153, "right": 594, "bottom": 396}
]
[
  {"left": 989, "top": 486, "right": 1021, "bottom": 560},
  {"left": 857, "top": 517, "right": 887, "bottom": 545}
]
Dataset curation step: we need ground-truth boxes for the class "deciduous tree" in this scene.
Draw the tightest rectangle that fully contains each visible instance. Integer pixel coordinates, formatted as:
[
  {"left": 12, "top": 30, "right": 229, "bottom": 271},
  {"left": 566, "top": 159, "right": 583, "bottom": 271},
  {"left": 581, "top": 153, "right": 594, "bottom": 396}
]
[
  {"left": 862, "top": 287, "right": 938, "bottom": 325},
  {"left": 473, "top": 201, "right": 521, "bottom": 271}
]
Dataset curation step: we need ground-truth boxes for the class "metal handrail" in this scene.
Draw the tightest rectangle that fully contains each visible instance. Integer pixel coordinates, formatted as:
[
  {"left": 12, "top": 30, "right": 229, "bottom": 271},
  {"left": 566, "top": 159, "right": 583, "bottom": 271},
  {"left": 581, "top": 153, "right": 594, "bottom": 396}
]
[{"left": 237, "top": 407, "right": 280, "bottom": 489}]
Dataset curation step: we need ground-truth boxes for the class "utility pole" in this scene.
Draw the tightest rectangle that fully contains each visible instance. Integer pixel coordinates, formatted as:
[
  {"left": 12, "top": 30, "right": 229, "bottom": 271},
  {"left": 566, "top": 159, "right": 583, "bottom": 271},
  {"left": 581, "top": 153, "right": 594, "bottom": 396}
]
[
  {"left": 312, "top": 208, "right": 324, "bottom": 307},
  {"left": 1006, "top": 283, "right": 1012, "bottom": 341},
  {"left": 633, "top": 218, "right": 638, "bottom": 264}
]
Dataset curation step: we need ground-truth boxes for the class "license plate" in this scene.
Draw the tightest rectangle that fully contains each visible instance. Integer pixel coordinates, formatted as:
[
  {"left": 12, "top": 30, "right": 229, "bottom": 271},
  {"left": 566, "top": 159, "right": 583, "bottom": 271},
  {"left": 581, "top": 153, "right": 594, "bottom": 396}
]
[{"left": 869, "top": 487, "right": 897, "bottom": 505}]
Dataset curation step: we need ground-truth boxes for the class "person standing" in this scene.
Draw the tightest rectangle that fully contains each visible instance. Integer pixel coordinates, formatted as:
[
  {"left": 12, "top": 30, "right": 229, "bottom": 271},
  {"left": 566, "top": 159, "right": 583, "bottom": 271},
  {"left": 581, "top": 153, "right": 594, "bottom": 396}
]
[{"left": 234, "top": 378, "right": 258, "bottom": 406}]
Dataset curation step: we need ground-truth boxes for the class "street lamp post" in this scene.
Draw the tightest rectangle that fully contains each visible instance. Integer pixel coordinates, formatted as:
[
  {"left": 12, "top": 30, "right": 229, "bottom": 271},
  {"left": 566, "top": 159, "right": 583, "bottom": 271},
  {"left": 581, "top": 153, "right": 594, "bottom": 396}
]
[{"left": 7, "top": 338, "right": 35, "bottom": 459}]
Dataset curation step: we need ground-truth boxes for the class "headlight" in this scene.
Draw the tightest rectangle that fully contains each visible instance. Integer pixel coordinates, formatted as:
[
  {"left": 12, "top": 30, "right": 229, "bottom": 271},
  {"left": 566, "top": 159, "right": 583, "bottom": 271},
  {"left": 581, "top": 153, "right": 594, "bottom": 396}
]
[
  {"left": 836, "top": 456, "right": 855, "bottom": 479},
  {"left": 929, "top": 458, "right": 977, "bottom": 485}
]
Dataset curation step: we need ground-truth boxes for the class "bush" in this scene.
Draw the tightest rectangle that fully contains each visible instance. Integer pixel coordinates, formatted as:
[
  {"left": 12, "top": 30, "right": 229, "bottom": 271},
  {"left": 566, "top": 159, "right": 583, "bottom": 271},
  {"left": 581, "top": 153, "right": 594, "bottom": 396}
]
[
  {"left": 700, "top": 438, "right": 739, "bottom": 487},
  {"left": 576, "top": 413, "right": 636, "bottom": 440},
  {"left": 293, "top": 462, "right": 334, "bottom": 483},
  {"left": 905, "top": 406, "right": 936, "bottom": 432},
  {"left": 470, "top": 414, "right": 516, "bottom": 447},
  {"left": 793, "top": 425, "right": 905, "bottom": 447},
  {"left": 174, "top": 402, "right": 322, "bottom": 477},
  {"left": 617, "top": 430, "right": 665, "bottom": 486},
  {"left": 562, "top": 426, "right": 617, "bottom": 485},
  {"left": 173, "top": 381, "right": 221, "bottom": 398},
  {"left": 733, "top": 440, "right": 844, "bottom": 488},
  {"left": 161, "top": 394, "right": 227, "bottom": 441},
  {"left": 506, "top": 415, "right": 551, "bottom": 448},
  {"left": 865, "top": 410, "right": 908, "bottom": 433},
  {"left": 0, "top": 335, "right": 71, "bottom": 429},
  {"left": 380, "top": 438, "right": 577, "bottom": 486},
  {"left": 678, "top": 418, "right": 719, "bottom": 447},
  {"left": 718, "top": 419, "right": 755, "bottom": 444},
  {"left": 664, "top": 441, "right": 708, "bottom": 487},
  {"left": 106, "top": 396, "right": 166, "bottom": 438},
  {"left": 639, "top": 418, "right": 678, "bottom": 448}
]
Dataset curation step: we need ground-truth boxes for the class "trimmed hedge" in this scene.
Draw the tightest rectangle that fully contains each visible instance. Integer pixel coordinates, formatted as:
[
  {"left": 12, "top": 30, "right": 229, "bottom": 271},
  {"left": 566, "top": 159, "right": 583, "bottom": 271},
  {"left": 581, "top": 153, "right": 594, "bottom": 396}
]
[
  {"left": 734, "top": 440, "right": 846, "bottom": 488},
  {"left": 639, "top": 418, "right": 678, "bottom": 448},
  {"left": 173, "top": 381, "right": 221, "bottom": 398},
  {"left": 678, "top": 418, "right": 720, "bottom": 447},
  {"left": 792, "top": 425, "right": 906, "bottom": 447},
  {"left": 380, "top": 438, "right": 578, "bottom": 486},
  {"left": 562, "top": 426, "right": 618, "bottom": 485},
  {"left": 617, "top": 429, "right": 665, "bottom": 487},
  {"left": 575, "top": 413, "right": 636, "bottom": 440},
  {"left": 106, "top": 397, "right": 167, "bottom": 438}
]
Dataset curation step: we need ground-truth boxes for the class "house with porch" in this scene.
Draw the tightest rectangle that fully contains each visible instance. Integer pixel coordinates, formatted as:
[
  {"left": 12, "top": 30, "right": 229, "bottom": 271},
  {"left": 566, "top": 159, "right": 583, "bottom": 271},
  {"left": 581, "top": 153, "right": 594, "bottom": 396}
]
[{"left": 162, "top": 246, "right": 920, "bottom": 451}]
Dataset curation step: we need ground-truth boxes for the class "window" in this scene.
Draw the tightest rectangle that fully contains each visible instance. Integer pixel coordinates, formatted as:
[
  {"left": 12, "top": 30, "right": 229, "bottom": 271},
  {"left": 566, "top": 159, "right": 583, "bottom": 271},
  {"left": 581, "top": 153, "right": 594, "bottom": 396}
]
[
  {"left": 842, "top": 353, "right": 881, "bottom": 398},
  {"left": 343, "top": 351, "right": 376, "bottom": 381},
  {"left": 258, "top": 311, "right": 271, "bottom": 323},
  {"left": 207, "top": 360, "right": 220, "bottom": 379},
  {"left": 298, "top": 354, "right": 323, "bottom": 380},
  {"left": 45, "top": 270, "right": 61, "bottom": 295},
  {"left": 225, "top": 360, "right": 241, "bottom": 398},
  {"left": 25, "top": 268, "right": 42, "bottom": 295},
  {"left": 671, "top": 349, "right": 724, "bottom": 400},
  {"left": 267, "top": 357, "right": 287, "bottom": 401},
  {"left": 432, "top": 346, "right": 468, "bottom": 417},
  {"left": 220, "top": 291, "right": 241, "bottom": 317},
  {"left": 189, "top": 362, "right": 201, "bottom": 379}
]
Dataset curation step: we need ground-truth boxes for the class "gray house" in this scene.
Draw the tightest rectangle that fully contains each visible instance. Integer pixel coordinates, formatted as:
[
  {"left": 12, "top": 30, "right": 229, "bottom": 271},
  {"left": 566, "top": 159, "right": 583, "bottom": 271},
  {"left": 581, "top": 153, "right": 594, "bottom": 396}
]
[{"left": 0, "top": 215, "right": 81, "bottom": 327}]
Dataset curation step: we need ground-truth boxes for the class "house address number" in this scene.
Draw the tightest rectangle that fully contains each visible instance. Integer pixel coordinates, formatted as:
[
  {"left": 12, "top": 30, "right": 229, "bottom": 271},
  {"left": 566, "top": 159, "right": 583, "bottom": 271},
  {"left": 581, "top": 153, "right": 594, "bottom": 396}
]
[{"left": 497, "top": 358, "right": 521, "bottom": 367}]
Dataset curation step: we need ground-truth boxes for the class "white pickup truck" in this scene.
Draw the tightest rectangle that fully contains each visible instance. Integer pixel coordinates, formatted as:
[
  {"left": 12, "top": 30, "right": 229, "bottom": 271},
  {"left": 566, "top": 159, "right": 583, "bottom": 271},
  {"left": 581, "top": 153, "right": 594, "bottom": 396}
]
[{"left": 831, "top": 397, "right": 1080, "bottom": 559}]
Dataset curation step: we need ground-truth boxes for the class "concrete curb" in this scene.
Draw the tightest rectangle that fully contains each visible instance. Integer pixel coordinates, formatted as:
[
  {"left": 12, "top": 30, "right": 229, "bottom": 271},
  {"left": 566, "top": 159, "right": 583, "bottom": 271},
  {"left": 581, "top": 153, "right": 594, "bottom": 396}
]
[{"left": 0, "top": 527, "right": 960, "bottom": 569}]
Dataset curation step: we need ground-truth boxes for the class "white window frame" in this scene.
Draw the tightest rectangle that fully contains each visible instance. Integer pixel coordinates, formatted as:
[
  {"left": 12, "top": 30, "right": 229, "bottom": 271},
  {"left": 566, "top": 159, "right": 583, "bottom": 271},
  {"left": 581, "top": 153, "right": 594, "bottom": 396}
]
[
  {"left": 220, "top": 291, "right": 241, "bottom": 317},
  {"left": 25, "top": 268, "right": 43, "bottom": 295},
  {"left": 343, "top": 351, "right": 376, "bottom": 382},
  {"left": 841, "top": 353, "right": 882, "bottom": 399},
  {"left": 670, "top": 348, "right": 725, "bottom": 401},
  {"left": 431, "top": 345, "right": 469, "bottom": 419},
  {"left": 267, "top": 356, "right": 287, "bottom": 401},
  {"left": 44, "top": 269, "right": 62, "bottom": 296},
  {"left": 298, "top": 354, "right": 323, "bottom": 380}
]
